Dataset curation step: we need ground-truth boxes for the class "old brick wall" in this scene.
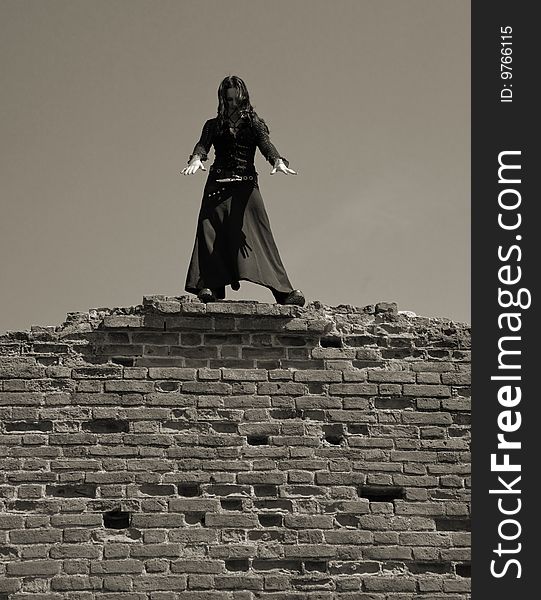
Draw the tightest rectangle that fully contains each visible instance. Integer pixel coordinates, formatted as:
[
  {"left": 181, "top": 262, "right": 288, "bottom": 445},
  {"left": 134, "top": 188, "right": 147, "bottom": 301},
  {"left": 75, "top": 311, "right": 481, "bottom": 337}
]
[{"left": 0, "top": 296, "right": 471, "bottom": 600}]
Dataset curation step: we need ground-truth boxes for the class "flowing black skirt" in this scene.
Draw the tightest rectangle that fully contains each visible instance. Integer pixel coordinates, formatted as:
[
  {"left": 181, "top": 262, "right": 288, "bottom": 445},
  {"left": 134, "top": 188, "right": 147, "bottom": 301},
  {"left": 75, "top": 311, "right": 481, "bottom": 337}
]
[{"left": 184, "top": 172, "right": 294, "bottom": 298}]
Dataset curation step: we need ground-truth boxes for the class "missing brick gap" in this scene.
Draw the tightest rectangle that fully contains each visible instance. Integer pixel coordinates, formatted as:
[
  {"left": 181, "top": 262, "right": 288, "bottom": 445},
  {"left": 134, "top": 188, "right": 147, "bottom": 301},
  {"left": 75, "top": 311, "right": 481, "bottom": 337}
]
[
  {"left": 304, "top": 560, "right": 328, "bottom": 573},
  {"left": 456, "top": 563, "right": 472, "bottom": 578},
  {"left": 358, "top": 485, "right": 405, "bottom": 502},
  {"left": 324, "top": 433, "right": 343, "bottom": 445},
  {"left": 225, "top": 559, "right": 250, "bottom": 572},
  {"left": 247, "top": 436, "right": 269, "bottom": 446},
  {"left": 177, "top": 483, "right": 201, "bottom": 497},
  {"left": 323, "top": 425, "right": 345, "bottom": 445},
  {"left": 320, "top": 336, "right": 343, "bottom": 348},
  {"left": 184, "top": 512, "right": 205, "bottom": 525},
  {"left": 221, "top": 499, "right": 243, "bottom": 511},
  {"left": 103, "top": 509, "right": 131, "bottom": 529}
]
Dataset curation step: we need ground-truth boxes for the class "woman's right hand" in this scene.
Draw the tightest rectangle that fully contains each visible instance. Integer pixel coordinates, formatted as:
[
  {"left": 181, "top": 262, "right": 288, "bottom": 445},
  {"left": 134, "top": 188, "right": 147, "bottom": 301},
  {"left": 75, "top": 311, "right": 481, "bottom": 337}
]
[{"left": 180, "top": 159, "right": 206, "bottom": 175}]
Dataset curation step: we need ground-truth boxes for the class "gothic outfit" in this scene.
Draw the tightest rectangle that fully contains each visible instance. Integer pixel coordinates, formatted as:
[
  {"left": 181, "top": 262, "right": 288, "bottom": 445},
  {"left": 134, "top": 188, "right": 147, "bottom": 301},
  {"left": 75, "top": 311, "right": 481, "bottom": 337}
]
[{"left": 184, "top": 114, "right": 295, "bottom": 301}]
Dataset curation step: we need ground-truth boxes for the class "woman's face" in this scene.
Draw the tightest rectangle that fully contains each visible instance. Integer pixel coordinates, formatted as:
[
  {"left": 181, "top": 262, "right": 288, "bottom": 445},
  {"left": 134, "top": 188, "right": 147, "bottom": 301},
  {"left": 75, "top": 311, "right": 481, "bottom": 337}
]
[{"left": 225, "top": 87, "right": 238, "bottom": 111}]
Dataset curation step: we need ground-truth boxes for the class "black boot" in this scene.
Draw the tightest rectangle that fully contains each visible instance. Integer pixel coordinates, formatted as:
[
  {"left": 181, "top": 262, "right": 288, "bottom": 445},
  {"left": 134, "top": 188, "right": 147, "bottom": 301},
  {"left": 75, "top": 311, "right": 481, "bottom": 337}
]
[
  {"left": 197, "top": 288, "right": 216, "bottom": 303},
  {"left": 283, "top": 290, "right": 305, "bottom": 306},
  {"left": 271, "top": 288, "right": 305, "bottom": 307},
  {"left": 213, "top": 286, "right": 226, "bottom": 300}
]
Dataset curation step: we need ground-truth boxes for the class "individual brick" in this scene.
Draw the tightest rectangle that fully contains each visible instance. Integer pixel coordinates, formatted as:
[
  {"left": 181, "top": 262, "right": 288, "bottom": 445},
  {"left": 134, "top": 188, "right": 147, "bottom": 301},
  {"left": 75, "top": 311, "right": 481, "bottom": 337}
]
[
  {"left": 403, "top": 384, "right": 451, "bottom": 397},
  {"left": 6, "top": 560, "right": 62, "bottom": 577},
  {"left": 205, "top": 514, "right": 259, "bottom": 528},
  {"left": 363, "top": 577, "right": 416, "bottom": 592},
  {"left": 284, "top": 515, "right": 334, "bottom": 529}
]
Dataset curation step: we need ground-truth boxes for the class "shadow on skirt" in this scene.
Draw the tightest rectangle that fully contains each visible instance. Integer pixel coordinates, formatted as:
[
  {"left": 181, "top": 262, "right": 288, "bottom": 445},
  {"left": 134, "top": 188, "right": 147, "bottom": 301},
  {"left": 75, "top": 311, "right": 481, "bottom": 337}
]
[{"left": 184, "top": 176, "right": 294, "bottom": 300}]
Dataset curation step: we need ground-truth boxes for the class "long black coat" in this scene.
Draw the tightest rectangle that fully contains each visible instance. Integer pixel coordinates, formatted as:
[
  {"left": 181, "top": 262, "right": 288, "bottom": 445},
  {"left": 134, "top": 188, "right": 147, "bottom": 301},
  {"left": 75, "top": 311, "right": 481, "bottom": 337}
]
[{"left": 184, "top": 113, "right": 295, "bottom": 299}]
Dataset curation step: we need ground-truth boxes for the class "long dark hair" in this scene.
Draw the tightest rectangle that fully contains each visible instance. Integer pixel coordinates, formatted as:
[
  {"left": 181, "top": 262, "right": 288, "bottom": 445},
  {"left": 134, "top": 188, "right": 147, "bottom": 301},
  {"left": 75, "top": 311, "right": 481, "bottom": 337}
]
[{"left": 215, "top": 75, "right": 267, "bottom": 134}]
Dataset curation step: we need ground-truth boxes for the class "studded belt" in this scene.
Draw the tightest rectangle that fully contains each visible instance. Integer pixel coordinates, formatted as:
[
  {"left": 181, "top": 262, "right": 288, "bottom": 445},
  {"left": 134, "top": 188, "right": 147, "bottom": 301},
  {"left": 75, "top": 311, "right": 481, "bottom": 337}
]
[{"left": 210, "top": 165, "right": 257, "bottom": 182}]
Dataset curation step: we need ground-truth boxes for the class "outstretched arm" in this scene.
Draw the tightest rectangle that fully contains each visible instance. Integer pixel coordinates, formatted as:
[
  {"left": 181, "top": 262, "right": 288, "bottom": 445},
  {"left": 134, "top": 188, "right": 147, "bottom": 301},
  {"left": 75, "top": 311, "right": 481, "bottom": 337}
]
[
  {"left": 253, "top": 117, "right": 297, "bottom": 175},
  {"left": 181, "top": 119, "right": 215, "bottom": 175}
]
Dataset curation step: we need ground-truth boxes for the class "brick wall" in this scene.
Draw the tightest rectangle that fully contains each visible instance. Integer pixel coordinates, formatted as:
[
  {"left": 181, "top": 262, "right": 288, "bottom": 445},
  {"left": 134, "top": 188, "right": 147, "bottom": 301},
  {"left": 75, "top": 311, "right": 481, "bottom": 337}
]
[{"left": 0, "top": 295, "right": 471, "bottom": 599}]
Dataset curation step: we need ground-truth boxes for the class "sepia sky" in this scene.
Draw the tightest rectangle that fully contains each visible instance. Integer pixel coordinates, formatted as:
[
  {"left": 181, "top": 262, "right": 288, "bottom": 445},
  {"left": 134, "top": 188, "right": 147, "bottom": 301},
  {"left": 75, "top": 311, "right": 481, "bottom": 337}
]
[{"left": 0, "top": 0, "right": 470, "bottom": 333}]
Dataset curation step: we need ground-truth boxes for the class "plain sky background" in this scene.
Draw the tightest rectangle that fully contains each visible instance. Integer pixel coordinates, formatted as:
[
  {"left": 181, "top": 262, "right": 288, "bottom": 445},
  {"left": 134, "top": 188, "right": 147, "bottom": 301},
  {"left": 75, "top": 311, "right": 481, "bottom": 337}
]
[{"left": 0, "top": 0, "right": 470, "bottom": 334}]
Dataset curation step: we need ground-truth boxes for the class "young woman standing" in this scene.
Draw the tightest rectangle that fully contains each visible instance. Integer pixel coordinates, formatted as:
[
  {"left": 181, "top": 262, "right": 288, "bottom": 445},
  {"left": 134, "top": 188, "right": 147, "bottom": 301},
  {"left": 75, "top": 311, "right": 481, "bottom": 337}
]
[{"left": 181, "top": 75, "right": 305, "bottom": 306}]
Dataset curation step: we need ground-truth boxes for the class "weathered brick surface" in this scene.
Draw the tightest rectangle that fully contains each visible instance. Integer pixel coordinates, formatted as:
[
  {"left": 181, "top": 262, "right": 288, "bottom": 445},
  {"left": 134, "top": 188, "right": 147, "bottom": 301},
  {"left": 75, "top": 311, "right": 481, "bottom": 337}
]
[{"left": 0, "top": 295, "right": 471, "bottom": 598}]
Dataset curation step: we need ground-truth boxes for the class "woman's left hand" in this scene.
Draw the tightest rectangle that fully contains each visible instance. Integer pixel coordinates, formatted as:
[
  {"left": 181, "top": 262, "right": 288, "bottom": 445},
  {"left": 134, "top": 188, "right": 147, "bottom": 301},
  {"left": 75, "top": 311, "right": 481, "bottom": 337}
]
[{"left": 271, "top": 159, "right": 297, "bottom": 175}]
